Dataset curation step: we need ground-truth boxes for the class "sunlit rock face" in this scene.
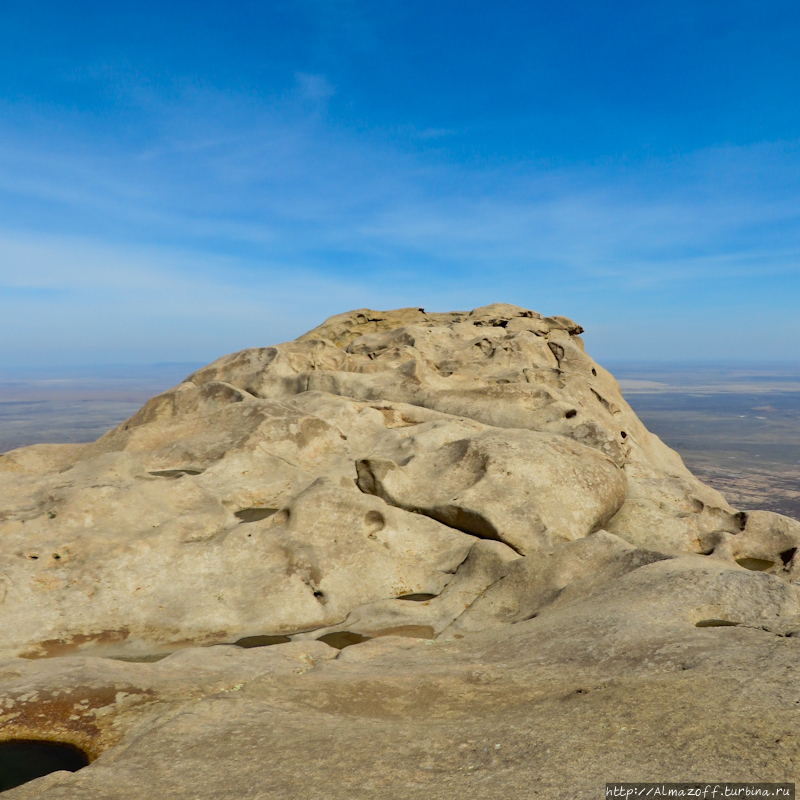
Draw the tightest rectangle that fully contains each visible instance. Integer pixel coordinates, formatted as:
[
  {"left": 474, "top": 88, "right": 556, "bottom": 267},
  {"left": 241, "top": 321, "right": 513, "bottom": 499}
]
[{"left": 1, "top": 305, "right": 799, "bottom": 798}]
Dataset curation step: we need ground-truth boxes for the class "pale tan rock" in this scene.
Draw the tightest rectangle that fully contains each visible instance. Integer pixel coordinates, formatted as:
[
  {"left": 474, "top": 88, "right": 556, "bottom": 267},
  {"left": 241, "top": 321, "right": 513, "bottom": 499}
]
[
  {"left": 290, "top": 538, "right": 519, "bottom": 642},
  {"left": 0, "top": 468, "right": 475, "bottom": 659},
  {"left": 2, "top": 560, "right": 799, "bottom": 798},
  {"left": 447, "top": 530, "right": 800, "bottom": 637},
  {"left": 0, "top": 304, "right": 783, "bottom": 657},
  {"left": 700, "top": 508, "right": 800, "bottom": 579},
  {"left": 356, "top": 427, "right": 627, "bottom": 555},
  {"left": 1, "top": 303, "right": 799, "bottom": 797}
]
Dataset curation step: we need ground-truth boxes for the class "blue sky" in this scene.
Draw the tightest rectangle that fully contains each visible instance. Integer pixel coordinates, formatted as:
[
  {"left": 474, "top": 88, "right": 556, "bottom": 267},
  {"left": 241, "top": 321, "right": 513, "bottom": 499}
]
[{"left": 1, "top": 1, "right": 799, "bottom": 366}]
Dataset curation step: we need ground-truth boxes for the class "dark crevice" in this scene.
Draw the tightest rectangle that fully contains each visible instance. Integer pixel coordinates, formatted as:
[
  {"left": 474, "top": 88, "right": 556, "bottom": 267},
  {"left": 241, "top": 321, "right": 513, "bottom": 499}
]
[
  {"left": 590, "top": 388, "right": 608, "bottom": 408},
  {"left": 743, "top": 624, "right": 799, "bottom": 638},
  {"left": 0, "top": 740, "right": 89, "bottom": 792},
  {"left": 697, "top": 622, "right": 799, "bottom": 638},
  {"left": 428, "top": 505, "right": 499, "bottom": 540},
  {"left": 235, "top": 635, "right": 292, "bottom": 648},
  {"left": 234, "top": 508, "right": 278, "bottom": 523},
  {"left": 425, "top": 505, "right": 524, "bottom": 556},
  {"left": 149, "top": 468, "right": 204, "bottom": 479},
  {"left": 442, "top": 546, "right": 474, "bottom": 576},
  {"left": 780, "top": 547, "right": 797, "bottom": 567},
  {"left": 548, "top": 342, "right": 564, "bottom": 365},
  {"left": 317, "top": 631, "right": 371, "bottom": 649},
  {"left": 354, "top": 466, "right": 524, "bottom": 556},
  {"left": 396, "top": 593, "right": 437, "bottom": 602},
  {"left": 696, "top": 619, "right": 740, "bottom": 628}
]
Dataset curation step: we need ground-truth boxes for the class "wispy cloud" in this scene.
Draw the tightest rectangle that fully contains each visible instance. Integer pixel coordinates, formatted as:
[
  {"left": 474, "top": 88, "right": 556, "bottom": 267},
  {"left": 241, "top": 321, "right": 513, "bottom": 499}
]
[{"left": 1, "top": 80, "right": 799, "bottom": 363}]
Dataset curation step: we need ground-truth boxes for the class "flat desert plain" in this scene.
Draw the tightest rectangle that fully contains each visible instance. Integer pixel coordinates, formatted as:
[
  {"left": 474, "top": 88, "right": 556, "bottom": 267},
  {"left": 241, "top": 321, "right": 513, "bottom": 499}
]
[
  {"left": 0, "top": 364, "right": 202, "bottom": 455},
  {"left": 612, "top": 362, "right": 800, "bottom": 520}
]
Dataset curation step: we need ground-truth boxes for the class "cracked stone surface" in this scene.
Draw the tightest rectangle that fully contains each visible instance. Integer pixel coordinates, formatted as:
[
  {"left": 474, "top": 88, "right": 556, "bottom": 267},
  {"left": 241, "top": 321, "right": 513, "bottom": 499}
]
[{"left": 1, "top": 304, "right": 799, "bottom": 798}]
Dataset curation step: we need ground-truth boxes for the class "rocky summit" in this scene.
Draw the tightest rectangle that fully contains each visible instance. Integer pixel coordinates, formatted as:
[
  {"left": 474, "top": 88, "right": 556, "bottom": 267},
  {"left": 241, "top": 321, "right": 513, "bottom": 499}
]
[{"left": 1, "top": 304, "right": 799, "bottom": 798}]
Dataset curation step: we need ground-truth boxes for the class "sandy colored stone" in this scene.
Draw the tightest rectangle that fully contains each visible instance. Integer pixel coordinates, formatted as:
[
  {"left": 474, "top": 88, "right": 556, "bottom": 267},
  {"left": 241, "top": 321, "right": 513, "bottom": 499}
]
[
  {"left": 1, "top": 303, "right": 799, "bottom": 798},
  {"left": 356, "top": 427, "right": 627, "bottom": 555}
]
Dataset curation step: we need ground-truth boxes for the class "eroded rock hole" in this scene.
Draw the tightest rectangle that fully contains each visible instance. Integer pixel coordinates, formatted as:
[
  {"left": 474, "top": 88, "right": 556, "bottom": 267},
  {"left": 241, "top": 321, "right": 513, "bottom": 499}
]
[
  {"left": 235, "top": 508, "right": 278, "bottom": 523},
  {"left": 734, "top": 511, "right": 748, "bottom": 531},
  {"left": 565, "top": 409, "right": 577, "bottom": 419},
  {"left": 735, "top": 557, "right": 775, "bottom": 571},
  {"left": 695, "top": 619, "right": 740, "bottom": 628},
  {"left": 365, "top": 510, "right": 385, "bottom": 536},
  {"left": 108, "top": 653, "right": 170, "bottom": 663},
  {"left": 475, "top": 338, "right": 495, "bottom": 356},
  {"left": 0, "top": 740, "right": 89, "bottom": 792},
  {"left": 591, "top": 368, "right": 597, "bottom": 376},
  {"left": 235, "top": 635, "right": 292, "bottom": 648},
  {"left": 620, "top": 431, "right": 627, "bottom": 439},
  {"left": 149, "top": 468, "right": 204, "bottom": 479},
  {"left": 317, "top": 631, "right": 371, "bottom": 649},
  {"left": 396, "top": 593, "right": 437, "bottom": 602},
  {"left": 780, "top": 547, "right": 797, "bottom": 567}
]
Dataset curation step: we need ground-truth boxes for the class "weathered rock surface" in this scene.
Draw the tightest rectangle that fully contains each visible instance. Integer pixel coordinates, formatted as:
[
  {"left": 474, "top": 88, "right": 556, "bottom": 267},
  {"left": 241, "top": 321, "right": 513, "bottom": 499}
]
[{"left": 1, "top": 304, "right": 799, "bottom": 798}]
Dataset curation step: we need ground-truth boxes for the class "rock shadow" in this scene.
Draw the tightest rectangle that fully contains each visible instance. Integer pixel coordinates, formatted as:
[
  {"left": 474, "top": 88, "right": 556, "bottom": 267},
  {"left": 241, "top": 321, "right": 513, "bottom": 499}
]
[{"left": 0, "top": 740, "right": 89, "bottom": 792}]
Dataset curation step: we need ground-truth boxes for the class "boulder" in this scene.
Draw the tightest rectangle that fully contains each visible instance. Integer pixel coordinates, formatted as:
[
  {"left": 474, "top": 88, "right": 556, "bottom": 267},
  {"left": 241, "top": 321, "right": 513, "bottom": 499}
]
[{"left": 1, "top": 304, "right": 798, "bottom": 798}]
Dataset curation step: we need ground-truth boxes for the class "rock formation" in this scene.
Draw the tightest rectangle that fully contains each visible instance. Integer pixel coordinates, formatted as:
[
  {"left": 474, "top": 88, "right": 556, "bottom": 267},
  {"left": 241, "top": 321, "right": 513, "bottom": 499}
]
[{"left": 1, "top": 304, "right": 798, "bottom": 798}]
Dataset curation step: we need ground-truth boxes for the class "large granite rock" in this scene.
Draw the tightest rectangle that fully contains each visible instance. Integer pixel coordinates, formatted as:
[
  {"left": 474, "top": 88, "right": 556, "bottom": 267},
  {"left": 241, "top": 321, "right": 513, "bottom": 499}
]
[{"left": 1, "top": 304, "right": 798, "bottom": 798}]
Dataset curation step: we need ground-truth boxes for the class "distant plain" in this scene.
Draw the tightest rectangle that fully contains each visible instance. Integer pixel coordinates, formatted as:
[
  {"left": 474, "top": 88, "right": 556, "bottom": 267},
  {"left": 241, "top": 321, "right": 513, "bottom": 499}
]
[
  {"left": 612, "top": 362, "right": 800, "bottom": 520},
  {"left": 1, "top": 361, "right": 798, "bottom": 522},
  {"left": 0, "top": 364, "right": 202, "bottom": 454}
]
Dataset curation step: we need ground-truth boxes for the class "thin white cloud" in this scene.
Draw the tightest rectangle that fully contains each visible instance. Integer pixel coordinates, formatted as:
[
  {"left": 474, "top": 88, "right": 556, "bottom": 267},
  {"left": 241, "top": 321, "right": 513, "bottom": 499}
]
[{"left": 0, "top": 83, "right": 799, "bottom": 363}]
